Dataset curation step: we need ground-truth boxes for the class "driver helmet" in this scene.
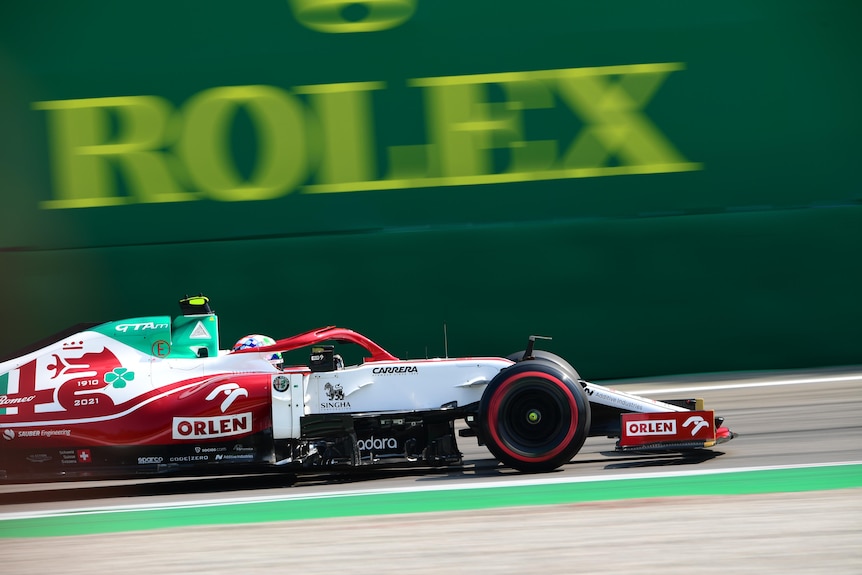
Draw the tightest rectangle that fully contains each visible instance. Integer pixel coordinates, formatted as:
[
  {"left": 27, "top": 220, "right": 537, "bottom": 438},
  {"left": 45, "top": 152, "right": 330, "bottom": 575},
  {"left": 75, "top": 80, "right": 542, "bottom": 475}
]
[{"left": 232, "top": 334, "right": 282, "bottom": 368}]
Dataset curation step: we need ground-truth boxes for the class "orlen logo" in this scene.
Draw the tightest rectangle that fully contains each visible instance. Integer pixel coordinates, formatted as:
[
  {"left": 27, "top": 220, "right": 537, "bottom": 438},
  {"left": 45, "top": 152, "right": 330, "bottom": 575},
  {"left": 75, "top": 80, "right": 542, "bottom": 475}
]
[
  {"left": 172, "top": 413, "right": 252, "bottom": 440},
  {"left": 626, "top": 419, "right": 677, "bottom": 436},
  {"left": 683, "top": 415, "right": 711, "bottom": 436},
  {"left": 357, "top": 436, "right": 398, "bottom": 450},
  {"left": 206, "top": 383, "right": 249, "bottom": 413}
]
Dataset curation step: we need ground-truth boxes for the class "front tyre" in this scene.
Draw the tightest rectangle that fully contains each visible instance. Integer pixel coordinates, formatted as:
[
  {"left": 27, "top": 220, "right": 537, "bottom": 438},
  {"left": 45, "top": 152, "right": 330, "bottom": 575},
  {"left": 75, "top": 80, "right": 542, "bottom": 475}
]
[
  {"left": 479, "top": 361, "right": 590, "bottom": 473},
  {"left": 506, "top": 349, "right": 581, "bottom": 382}
]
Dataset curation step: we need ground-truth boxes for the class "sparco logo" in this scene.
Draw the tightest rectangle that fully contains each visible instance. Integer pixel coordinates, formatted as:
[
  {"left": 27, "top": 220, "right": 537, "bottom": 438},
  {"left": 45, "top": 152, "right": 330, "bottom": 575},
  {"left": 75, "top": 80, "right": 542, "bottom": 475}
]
[
  {"left": 357, "top": 437, "right": 398, "bottom": 450},
  {"left": 137, "top": 456, "right": 164, "bottom": 464},
  {"left": 372, "top": 366, "right": 418, "bottom": 375},
  {"left": 172, "top": 413, "right": 252, "bottom": 439},
  {"left": 626, "top": 420, "right": 676, "bottom": 436}
]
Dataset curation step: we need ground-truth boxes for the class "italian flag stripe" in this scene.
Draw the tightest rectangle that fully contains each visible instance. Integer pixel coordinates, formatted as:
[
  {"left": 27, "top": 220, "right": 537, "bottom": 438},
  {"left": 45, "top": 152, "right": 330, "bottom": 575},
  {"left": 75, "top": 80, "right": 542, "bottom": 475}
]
[{"left": 0, "top": 372, "right": 7, "bottom": 415}]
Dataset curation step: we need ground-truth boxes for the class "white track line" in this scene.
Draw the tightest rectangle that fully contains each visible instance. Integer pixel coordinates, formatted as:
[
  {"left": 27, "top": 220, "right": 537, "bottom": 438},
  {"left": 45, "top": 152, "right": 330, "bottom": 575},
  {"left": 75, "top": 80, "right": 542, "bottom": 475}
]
[{"left": 630, "top": 373, "right": 862, "bottom": 395}]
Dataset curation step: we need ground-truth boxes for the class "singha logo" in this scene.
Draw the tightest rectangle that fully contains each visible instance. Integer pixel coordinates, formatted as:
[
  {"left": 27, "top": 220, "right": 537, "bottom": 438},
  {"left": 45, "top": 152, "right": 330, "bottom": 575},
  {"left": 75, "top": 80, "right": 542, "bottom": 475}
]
[{"left": 324, "top": 382, "right": 344, "bottom": 400}]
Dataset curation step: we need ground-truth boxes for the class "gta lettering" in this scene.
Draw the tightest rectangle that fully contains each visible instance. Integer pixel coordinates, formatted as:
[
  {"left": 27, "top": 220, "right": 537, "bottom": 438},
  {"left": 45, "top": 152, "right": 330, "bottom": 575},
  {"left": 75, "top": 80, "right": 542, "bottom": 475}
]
[
  {"left": 115, "top": 322, "right": 170, "bottom": 333},
  {"left": 288, "top": 0, "right": 417, "bottom": 33},
  {"left": 33, "top": 63, "right": 698, "bottom": 210}
]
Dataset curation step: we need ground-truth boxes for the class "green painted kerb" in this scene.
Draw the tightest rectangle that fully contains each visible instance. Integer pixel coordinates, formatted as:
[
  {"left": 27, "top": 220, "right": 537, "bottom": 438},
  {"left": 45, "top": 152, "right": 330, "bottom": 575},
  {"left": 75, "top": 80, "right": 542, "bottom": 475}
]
[{"left": 1, "top": 464, "right": 860, "bottom": 539}]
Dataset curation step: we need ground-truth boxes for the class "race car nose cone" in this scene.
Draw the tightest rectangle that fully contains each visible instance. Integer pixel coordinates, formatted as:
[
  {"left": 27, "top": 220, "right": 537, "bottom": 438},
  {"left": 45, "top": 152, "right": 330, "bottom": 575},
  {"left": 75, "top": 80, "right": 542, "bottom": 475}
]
[{"left": 716, "top": 426, "right": 736, "bottom": 443}]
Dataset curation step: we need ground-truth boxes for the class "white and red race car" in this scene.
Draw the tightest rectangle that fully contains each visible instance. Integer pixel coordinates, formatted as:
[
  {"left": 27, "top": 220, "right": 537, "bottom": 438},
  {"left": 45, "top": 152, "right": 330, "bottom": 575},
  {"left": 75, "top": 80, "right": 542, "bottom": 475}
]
[{"left": 0, "top": 296, "right": 734, "bottom": 481}]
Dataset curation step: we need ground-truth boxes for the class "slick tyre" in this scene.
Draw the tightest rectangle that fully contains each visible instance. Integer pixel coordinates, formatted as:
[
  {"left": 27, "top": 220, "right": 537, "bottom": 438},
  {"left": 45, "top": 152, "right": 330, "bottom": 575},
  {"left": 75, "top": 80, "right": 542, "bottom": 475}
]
[
  {"left": 506, "top": 350, "right": 581, "bottom": 382},
  {"left": 480, "top": 361, "right": 590, "bottom": 473}
]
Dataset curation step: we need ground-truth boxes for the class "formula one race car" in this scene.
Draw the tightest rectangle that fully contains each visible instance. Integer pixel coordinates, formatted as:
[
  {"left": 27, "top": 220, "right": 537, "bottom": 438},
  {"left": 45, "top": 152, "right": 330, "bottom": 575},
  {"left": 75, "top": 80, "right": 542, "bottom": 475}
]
[{"left": 0, "top": 296, "right": 734, "bottom": 481}]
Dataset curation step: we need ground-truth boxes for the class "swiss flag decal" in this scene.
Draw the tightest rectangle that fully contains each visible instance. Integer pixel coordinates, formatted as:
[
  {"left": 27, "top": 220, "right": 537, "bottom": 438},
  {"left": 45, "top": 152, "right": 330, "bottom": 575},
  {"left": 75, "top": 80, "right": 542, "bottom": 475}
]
[{"left": 76, "top": 449, "right": 92, "bottom": 463}]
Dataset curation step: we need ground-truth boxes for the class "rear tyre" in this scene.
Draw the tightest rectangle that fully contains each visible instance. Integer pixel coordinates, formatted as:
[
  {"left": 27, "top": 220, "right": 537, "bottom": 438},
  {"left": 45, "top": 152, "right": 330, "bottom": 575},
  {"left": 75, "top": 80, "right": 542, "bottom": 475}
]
[{"left": 480, "top": 361, "right": 590, "bottom": 473}]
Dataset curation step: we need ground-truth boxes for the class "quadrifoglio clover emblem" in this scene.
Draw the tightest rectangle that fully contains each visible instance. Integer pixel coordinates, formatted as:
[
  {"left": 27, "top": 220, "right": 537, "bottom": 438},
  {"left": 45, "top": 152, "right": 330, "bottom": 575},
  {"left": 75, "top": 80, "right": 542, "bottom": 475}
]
[{"left": 105, "top": 367, "right": 135, "bottom": 388}]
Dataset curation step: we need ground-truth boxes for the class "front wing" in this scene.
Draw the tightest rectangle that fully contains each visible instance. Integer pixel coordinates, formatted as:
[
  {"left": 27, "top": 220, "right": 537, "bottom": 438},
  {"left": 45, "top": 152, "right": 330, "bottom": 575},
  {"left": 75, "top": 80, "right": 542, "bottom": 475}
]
[{"left": 618, "top": 410, "right": 734, "bottom": 451}]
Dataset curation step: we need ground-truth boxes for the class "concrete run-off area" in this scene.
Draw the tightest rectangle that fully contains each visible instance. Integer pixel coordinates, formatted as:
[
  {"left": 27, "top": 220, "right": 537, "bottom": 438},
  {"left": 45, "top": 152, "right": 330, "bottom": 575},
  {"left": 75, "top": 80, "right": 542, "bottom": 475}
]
[{"left": 2, "top": 488, "right": 861, "bottom": 574}]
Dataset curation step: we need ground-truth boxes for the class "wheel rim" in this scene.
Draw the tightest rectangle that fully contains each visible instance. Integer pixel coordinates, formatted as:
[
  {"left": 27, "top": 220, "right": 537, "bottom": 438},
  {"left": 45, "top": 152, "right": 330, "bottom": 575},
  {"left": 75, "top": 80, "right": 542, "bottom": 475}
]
[{"left": 493, "top": 376, "right": 574, "bottom": 458}]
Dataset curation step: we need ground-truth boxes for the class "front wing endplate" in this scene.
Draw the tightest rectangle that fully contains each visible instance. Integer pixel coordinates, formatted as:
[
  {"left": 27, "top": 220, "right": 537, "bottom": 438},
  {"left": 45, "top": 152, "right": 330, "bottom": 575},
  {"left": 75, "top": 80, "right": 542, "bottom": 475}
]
[{"left": 618, "top": 410, "right": 720, "bottom": 450}]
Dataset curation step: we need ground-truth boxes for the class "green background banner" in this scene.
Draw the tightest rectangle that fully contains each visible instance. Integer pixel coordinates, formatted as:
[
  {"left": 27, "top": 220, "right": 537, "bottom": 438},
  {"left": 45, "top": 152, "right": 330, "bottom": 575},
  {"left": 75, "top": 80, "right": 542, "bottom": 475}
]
[{"left": 1, "top": 1, "right": 859, "bottom": 378}]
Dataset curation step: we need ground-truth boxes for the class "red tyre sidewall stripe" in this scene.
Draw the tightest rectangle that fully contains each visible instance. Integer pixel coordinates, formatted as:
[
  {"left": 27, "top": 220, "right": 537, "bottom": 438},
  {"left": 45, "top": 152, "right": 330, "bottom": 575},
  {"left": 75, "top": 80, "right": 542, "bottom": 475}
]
[{"left": 487, "top": 370, "right": 578, "bottom": 463}]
